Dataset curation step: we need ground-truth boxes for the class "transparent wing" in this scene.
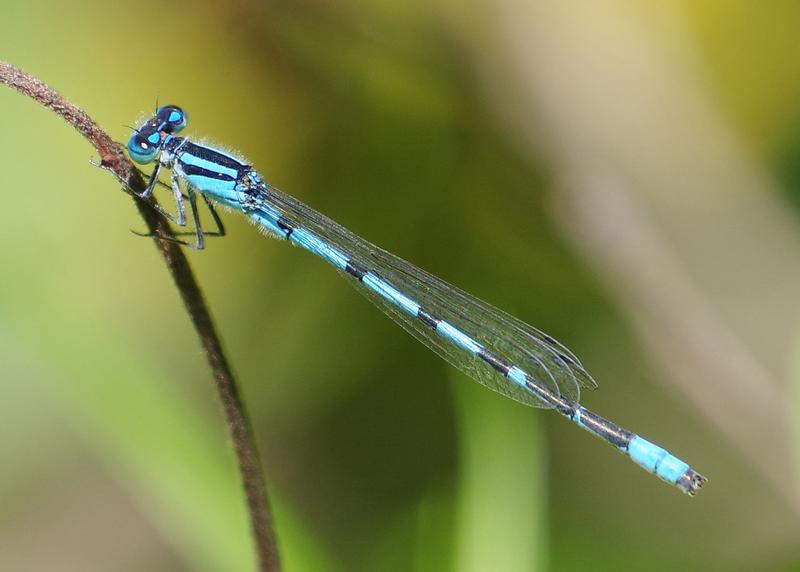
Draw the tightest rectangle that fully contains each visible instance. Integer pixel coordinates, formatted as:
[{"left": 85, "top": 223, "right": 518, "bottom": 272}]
[{"left": 261, "top": 184, "right": 597, "bottom": 408}]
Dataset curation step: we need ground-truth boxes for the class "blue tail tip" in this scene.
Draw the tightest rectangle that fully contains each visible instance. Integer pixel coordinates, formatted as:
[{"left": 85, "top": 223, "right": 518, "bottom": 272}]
[{"left": 627, "top": 435, "right": 708, "bottom": 496}]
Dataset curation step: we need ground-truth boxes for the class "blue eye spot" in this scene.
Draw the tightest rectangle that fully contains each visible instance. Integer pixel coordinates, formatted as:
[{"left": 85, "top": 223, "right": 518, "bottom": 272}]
[
  {"left": 156, "top": 105, "right": 188, "bottom": 133},
  {"left": 127, "top": 132, "right": 159, "bottom": 164}
]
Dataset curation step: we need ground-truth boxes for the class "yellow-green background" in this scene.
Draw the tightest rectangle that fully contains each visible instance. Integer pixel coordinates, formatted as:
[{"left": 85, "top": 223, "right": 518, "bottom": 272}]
[{"left": 1, "top": 1, "right": 798, "bottom": 570}]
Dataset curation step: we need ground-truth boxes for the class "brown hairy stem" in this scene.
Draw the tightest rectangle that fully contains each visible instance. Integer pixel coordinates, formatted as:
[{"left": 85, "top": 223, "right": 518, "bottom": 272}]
[{"left": 0, "top": 61, "right": 280, "bottom": 571}]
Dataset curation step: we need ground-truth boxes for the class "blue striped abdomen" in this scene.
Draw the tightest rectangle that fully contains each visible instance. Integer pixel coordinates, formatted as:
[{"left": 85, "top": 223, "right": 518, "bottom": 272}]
[
  {"left": 248, "top": 199, "right": 560, "bottom": 411},
  {"left": 245, "top": 190, "right": 706, "bottom": 495}
]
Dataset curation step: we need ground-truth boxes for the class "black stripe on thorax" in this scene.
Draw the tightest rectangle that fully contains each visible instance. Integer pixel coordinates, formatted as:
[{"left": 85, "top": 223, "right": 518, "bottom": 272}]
[
  {"left": 276, "top": 216, "right": 296, "bottom": 238},
  {"left": 180, "top": 163, "right": 236, "bottom": 182},
  {"left": 181, "top": 141, "right": 248, "bottom": 171}
]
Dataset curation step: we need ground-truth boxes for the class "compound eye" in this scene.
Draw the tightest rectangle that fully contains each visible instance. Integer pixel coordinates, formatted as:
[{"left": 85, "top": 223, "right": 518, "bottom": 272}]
[
  {"left": 156, "top": 105, "right": 188, "bottom": 134},
  {"left": 127, "top": 130, "right": 161, "bottom": 164}
]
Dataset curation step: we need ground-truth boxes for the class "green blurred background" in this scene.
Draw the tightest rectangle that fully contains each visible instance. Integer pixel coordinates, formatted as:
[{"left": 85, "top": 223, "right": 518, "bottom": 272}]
[{"left": 2, "top": 1, "right": 799, "bottom": 570}]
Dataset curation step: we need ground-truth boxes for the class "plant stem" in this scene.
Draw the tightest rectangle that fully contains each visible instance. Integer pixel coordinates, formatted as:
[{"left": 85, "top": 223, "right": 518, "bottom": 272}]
[{"left": 0, "top": 60, "right": 280, "bottom": 572}]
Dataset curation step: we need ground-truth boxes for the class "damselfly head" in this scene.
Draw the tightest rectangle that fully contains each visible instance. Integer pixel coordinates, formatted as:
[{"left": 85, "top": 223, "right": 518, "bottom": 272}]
[
  {"left": 155, "top": 105, "right": 188, "bottom": 134},
  {"left": 127, "top": 104, "right": 187, "bottom": 164}
]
